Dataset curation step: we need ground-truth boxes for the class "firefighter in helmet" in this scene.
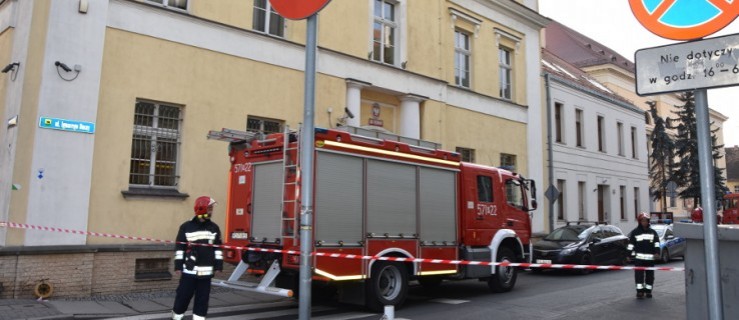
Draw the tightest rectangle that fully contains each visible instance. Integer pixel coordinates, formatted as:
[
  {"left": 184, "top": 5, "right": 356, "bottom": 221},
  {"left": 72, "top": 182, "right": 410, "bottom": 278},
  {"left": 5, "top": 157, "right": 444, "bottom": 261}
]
[
  {"left": 627, "top": 212, "right": 660, "bottom": 299},
  {"left": 172, "top": 196, "right": 223, "bottom": 320}
]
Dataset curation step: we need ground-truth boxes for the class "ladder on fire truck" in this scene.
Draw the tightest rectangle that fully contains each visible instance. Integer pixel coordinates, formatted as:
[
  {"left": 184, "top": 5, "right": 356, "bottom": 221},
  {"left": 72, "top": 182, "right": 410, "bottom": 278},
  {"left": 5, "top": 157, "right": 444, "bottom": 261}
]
[
  {"left": 280, "top": 125, "right": 300, "bottom": 239},
  {"left": 206, "top": 127, "right": 295, "bottom": 297}
]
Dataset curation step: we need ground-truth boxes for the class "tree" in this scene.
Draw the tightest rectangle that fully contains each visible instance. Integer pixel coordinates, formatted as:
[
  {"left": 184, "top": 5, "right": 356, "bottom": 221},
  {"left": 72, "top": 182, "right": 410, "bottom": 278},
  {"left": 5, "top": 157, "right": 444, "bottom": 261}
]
[
  {"left": 647, "top": 101, "right": 675, "bottom": 212},
  {"left": 670, "top": 91, "right": 729, "bottom": 206}
]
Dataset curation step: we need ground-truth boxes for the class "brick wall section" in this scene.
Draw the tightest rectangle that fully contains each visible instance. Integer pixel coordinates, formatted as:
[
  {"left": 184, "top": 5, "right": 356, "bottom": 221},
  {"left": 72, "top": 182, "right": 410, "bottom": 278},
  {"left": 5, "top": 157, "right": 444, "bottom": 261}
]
[
  {"left": 0, "top": 256, "right": 19, "bottom": 299},
  {"left": 0, "top": 249, "right": 243, "bottom": 299},
  {"left": 1, "top": 253, "right": 94, "bottom": 299},
  {"left": 92, "top": 251, "right": 178, "bottom": 296}
]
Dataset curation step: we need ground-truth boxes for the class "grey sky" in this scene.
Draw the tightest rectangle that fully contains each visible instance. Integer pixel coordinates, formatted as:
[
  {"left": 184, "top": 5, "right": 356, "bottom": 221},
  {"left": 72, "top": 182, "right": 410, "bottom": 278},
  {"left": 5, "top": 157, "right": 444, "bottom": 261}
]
[{"left": 539, "top": 0, "right": 739, "bottom": 147}]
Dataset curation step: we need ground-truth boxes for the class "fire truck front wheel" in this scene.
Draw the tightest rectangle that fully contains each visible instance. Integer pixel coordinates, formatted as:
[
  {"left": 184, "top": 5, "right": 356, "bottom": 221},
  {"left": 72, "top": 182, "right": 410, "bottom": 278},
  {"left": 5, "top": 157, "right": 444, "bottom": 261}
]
[
  {"left": 366, "top": 261, "right": 409, "bottom": 312},
  {"left": 487, "top": 247, "right": 518, "bottom": 293}
]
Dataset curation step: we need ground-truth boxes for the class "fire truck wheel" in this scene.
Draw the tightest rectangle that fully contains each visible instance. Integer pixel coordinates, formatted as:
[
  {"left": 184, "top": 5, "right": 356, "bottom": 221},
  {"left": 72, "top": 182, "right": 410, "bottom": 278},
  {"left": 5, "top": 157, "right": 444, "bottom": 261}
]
[
  {"left": 487, "top": 247, "right": 517, "bottom": 293},
  {"left": 366, "top": 261, "right": 408, "bottom": 312}
]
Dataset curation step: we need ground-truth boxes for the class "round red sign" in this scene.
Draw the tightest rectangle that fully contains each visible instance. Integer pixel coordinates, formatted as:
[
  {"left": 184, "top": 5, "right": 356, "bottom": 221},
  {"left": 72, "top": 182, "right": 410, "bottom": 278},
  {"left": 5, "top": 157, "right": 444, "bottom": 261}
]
[{"left": 269, "top": 0, "right": 332, "bottom": 20}]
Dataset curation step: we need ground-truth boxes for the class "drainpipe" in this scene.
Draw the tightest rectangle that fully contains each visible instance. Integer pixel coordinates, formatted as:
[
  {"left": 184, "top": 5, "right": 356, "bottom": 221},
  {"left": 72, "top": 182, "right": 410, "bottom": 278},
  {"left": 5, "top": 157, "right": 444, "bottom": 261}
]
[{"left": 544, "top": 73, "right": 554, "bottom": 233}]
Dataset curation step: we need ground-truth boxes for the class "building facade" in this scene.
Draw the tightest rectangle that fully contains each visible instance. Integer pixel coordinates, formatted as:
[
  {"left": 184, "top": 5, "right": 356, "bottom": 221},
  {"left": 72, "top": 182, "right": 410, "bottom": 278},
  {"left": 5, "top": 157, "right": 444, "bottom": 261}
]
[
  {"left": 0, "top": 0, "right": 547, "bottom": 298},
  {"left": 542, "top": 49, "right": 649, "bottom": 233}
]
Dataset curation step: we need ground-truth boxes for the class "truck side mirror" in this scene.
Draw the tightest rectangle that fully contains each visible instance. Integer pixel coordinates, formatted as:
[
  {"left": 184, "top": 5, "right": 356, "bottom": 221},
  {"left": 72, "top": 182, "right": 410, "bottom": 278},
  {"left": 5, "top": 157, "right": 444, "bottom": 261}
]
[{"left": 529, "top": 199, "right": 538, "bottom": 211}]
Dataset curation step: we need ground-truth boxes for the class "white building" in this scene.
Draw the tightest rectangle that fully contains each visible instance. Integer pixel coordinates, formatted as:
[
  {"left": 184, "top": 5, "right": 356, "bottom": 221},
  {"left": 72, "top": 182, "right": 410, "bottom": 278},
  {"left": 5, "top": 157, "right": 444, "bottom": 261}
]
[{"left": 542, "top": 49, "right": 649, "bottom": 233}]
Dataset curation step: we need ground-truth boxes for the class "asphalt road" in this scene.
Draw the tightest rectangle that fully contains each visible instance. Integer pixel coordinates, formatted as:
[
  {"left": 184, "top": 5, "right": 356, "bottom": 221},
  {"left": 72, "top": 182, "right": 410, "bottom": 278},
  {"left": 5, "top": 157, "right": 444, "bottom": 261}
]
[{"left": 196, "top": 260, "right": 686, "bottom": 320}]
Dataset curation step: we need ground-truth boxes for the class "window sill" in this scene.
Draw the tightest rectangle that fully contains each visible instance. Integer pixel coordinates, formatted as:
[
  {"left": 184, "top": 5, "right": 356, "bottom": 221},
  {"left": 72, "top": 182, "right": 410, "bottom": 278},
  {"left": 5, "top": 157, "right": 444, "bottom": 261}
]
[{"left": 122, "top": 187, "right": 189, "bottom": 200}]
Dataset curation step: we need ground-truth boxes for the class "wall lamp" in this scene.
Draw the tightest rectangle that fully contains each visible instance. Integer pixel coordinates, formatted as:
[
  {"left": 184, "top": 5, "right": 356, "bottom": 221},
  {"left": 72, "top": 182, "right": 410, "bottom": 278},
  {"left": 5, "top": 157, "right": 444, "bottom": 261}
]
[
  {"left": 2, "top": 62, "right": 20, "bottom": 81},
  {"left": 1, "top": 62, "right": 19, "bottom": 73},
  {"left": 55, "top": 61, "right": 81, "bottom": 81}
]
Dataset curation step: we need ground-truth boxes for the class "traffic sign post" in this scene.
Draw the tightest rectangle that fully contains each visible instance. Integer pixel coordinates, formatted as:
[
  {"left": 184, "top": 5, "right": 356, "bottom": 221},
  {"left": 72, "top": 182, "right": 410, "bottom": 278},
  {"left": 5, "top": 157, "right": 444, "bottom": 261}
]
[
  {"left": 631, "top": 1, "right": 732, "bottom": 318},
  {"left": 266, "top": 1, "right": 332, "bottom": 319}
]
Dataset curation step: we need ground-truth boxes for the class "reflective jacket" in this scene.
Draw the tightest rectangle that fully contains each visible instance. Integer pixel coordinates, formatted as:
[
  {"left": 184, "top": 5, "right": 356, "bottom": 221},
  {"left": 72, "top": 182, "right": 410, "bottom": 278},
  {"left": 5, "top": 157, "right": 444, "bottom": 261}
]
[
  {"left": 627, "top": 225, "right": 660, "bottom": 261},
  {"left": 174, "top": 218, "right": 223, "bottom": 278}
]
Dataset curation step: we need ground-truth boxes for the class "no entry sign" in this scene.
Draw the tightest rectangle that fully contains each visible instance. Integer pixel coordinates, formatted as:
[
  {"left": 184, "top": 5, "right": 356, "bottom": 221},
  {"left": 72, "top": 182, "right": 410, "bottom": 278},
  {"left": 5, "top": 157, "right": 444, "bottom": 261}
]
[{"left": 269, "top": 0, "right": 332, "bottom": 20}]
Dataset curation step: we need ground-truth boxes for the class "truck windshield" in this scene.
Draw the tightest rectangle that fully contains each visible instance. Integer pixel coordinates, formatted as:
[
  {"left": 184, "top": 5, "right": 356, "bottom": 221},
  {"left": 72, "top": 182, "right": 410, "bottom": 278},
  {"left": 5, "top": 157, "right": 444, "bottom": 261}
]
[
  {"left": 505, "top": 179, "right": 524, "bottom": 209},
  {"left": 726, "top": 198, "right": 737, "bottom": 209}
]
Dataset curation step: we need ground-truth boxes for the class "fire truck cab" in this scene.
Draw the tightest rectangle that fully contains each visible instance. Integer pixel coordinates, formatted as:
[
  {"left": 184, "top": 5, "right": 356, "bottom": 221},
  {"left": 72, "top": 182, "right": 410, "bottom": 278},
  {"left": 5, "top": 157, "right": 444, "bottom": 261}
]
[
  {"left": 208, "top": 127, "right": 537, "bottom": 311},
  {"left": 723, "top": 193, "right": 738, "bottom": 224}
]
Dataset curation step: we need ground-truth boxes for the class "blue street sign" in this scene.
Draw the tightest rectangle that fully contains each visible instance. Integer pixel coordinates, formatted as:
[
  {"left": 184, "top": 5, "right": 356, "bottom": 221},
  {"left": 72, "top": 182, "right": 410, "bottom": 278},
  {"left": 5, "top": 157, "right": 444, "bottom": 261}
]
[{"left": 38, "top": 117, "right": 95, "bottom": 134}]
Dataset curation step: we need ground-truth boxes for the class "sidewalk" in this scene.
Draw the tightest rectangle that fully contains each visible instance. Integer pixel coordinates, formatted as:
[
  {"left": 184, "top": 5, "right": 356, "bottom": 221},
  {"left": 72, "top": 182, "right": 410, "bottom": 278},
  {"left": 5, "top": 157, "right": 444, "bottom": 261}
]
[{"left": 0, "top": 288, "right": 292, "bottom": 320}]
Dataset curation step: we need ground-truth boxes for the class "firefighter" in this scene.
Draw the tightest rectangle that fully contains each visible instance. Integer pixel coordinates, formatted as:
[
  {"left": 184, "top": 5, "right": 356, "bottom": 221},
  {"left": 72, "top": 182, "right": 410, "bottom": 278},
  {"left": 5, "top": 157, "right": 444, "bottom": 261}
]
[
  {"left": 171, "top": 196, "right": 223, "bottom": 320},
  {"left": 627, "top": 212, "right": 660, "bottom": 299}
]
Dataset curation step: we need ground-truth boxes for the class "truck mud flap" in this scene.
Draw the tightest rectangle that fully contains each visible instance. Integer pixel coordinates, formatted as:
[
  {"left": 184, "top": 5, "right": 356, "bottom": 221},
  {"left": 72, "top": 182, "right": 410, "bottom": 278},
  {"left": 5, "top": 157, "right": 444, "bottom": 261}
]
[{"left": 212, "top": 260, "right": 293, "bottom": 298}]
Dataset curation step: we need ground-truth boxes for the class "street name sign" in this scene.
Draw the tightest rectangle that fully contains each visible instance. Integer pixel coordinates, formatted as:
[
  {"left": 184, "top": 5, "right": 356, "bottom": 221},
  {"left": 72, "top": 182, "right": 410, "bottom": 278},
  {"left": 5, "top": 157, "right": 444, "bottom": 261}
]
[
  {"left": 634, "top": 33, "right": 739, "bottom": 96},
  {"left": 39, "top": 116, "right": 95, "bottom": 134}
]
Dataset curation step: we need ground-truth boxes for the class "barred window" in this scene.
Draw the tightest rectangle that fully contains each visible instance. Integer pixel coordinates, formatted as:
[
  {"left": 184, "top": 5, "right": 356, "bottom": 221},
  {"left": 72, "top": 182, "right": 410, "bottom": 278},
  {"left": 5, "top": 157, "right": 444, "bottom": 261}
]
[
  {"left": 247, "top": 116, "right": 283, "bottom": 134},
  {"left": 456, "top": 147, "right": 475, "bottom": 163},
  {"left": 500, "top": 153, "right": 516, "bottom": 171},
  {"left": 146, "top": 0, "right": 187, "bottom": 10},
  {"left": 129, "top": 101, "right": 182, "bottom": 187}
]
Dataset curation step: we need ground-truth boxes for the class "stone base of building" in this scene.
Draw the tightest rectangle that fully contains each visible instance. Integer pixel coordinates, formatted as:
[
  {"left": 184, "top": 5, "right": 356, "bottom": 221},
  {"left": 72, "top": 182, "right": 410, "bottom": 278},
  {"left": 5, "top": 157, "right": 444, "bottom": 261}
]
[{"left": 0, "top": 245, "right": 237, "bottom": 300}]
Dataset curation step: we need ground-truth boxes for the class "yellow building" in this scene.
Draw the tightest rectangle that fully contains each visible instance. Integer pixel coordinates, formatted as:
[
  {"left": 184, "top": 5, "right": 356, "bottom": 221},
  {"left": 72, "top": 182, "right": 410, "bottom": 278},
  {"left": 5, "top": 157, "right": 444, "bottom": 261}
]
[{"left": 0, "top": 0, "right": 547, "bottom": 298}]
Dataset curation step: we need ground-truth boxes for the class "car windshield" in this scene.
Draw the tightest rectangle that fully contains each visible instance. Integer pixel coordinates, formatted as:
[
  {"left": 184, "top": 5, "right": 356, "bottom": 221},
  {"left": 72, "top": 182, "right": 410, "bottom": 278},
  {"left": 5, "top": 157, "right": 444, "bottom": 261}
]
[{"left": 544, "top": 225, "right": 589, "bottom": 241}]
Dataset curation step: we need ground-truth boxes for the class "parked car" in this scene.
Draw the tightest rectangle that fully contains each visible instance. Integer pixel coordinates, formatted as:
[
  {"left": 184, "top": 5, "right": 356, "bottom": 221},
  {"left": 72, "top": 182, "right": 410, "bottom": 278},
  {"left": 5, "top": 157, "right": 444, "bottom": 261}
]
[
  {"left": 531, "top": 223, "right": 630, "bottom": 274},
  {"left": 650, "top": 223, "right": 686, "bottom": 263}
]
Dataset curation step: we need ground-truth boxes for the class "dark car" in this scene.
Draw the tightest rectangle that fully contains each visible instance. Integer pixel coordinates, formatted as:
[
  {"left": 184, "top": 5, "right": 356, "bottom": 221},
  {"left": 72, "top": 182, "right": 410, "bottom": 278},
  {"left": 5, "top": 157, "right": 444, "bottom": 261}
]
[
  {"left": 532, "top": 223, "right": 630, "bottom": 274},
  {"left": 651, "top": 223, "right": 686, "bottom": 263}
]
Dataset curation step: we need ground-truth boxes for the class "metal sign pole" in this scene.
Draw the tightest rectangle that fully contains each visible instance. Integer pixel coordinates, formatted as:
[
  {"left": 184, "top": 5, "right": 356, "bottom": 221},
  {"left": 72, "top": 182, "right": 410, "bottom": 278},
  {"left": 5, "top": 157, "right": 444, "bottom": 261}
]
[
  {"left": 694, "top": 89, "right": 723, "bottom": 320},
  {"left": 299, "top": 14, "right": 318, "bottom": 320}
]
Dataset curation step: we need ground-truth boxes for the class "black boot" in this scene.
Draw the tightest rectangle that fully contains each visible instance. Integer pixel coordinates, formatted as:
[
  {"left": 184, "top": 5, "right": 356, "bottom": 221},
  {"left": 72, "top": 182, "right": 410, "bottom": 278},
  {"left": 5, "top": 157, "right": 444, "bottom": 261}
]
[
  {"left": 636, "top": 291, "right": 644, "bottom": 299},
  {"left": 646, "top": 292, "right": 652, "bottom": 298}
]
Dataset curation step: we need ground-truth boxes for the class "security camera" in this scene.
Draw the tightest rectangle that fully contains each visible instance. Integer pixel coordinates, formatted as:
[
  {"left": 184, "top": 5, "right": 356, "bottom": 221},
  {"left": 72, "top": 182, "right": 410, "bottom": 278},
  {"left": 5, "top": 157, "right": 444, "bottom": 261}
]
[
  {"left": 55, "top": 61, "right": 72, "bottom": 72},
  {"left": 1, "top": 62, "right": 19, "bottom": 73},
  {"left": 344, "top": 107, "right": 355, "bottom": 119}
]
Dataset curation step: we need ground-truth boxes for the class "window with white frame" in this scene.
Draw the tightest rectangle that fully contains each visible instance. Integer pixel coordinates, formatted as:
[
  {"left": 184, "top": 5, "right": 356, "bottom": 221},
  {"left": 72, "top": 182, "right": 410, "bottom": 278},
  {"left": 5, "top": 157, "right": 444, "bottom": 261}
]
[
  {"left": 372, "top": 0, "right": 397, "bottom": 65},
  {"left": 247, "top": 116, "right": 284, "bottom": 134},
  {"left": 454, "top": 30, "right": 471, "bottom": 88},
  {"left": 554, "top": 102, "right": 563, "bottom": 143},
  {"left": 129, "top": 100, "right": 182, "bottom": 187},
  {"left": 597, "top": 116, "right": 605, "bottom": 152},
  {"left": 634, "top": 187, "right": 640, "bottom": 218},
  {"left": 620, "top": 186, "right": 627, "bottom": 220},
  {"left": 499, "top": 46, "right": 513, "bottom": 99},
  {"left": 578, "top": 181, "right": 586, "bottom": 220},
  {"left": 456, "top": 147, "right": 475, "bottom": 163},
  {"left": 146, "top": 0, "right": 187, "bottom": 10},
  {"left": 253, "top": 0, "right": 285, "bottom": 37},
  {"left": 557, "top": 179, "right": 566, "bottom": 220},
  {"left": 617, "top": 122, "right": 625, "bottom": 156},
  {"left": 575, "top": 109, "right": 584, "bottom": 147},
  {"left": 631, "top": 126, "right": 638, "bottom": 159}
]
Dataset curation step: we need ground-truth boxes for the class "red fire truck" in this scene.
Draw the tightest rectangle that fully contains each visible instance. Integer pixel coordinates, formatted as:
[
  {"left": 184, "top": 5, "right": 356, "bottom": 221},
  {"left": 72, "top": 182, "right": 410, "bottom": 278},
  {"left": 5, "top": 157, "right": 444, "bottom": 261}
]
[
  {"left": 723, "top": 193, "right": 738, "bottom": 224},
  {"left": 208, "top": 127, "right": 537, "bottom": 311}
]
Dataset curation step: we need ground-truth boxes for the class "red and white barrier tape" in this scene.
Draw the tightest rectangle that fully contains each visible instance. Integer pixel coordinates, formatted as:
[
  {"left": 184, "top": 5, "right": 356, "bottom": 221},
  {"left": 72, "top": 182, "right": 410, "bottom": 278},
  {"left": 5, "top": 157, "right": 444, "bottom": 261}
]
[{"left": 1, "top": 221, "right": 683, "bottom": 272}]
